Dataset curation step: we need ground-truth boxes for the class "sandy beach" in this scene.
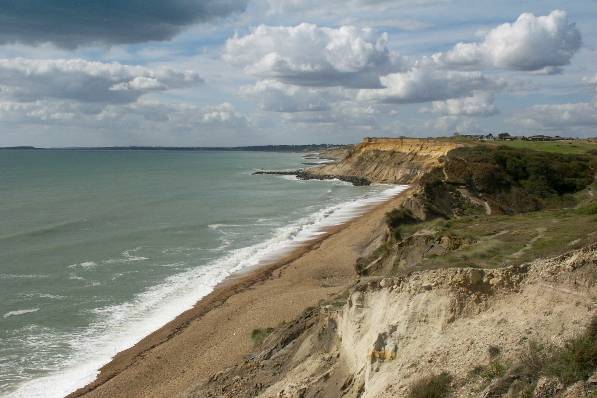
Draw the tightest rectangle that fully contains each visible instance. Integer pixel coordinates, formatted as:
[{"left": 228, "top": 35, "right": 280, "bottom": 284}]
[{"left": 67, "top": 188, "right": 413, "bottom": 398}]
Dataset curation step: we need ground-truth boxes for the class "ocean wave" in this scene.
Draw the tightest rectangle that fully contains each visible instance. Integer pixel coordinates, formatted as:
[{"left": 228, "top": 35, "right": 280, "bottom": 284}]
[
  {"left": 6, "top": 184, "right": 408, "bottom": 398},
  {"left": 0, "top": 274, "right": 49, "bottom": 280},
  {"left": 3, "top": 309, "right": 40, "bottom": 319},
  {"left": 0, "top": 219, "right": 88, "bottom": 242},
  {"left": 208, "top": 223, "right": 243, "bottom": 230},
  {"left": 103, "top": 248, "right": 149, "bottom": 264},
  {"left": 67, "top": 261, "right": 98, "bottom": 269},
  {"left": 20, "top": 293, "right": 66, "bottom": 301}
]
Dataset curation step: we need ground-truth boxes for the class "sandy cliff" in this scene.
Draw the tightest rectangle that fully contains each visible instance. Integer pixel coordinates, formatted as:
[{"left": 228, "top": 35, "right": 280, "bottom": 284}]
[
  {"left": 308, "top": 138, "right": 462, "bottom": 184},
  {"left": 190, "top": 244, "right": 596, "bottom": 398}
]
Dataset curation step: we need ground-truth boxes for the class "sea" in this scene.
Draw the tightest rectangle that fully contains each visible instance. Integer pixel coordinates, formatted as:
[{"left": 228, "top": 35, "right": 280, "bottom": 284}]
[{"left": 0, "top": 149, "right": 406, "bottom": 397}]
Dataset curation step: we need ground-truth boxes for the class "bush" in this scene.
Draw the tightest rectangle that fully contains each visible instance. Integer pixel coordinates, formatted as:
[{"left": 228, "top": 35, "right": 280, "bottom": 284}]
[
  {"left": 481, "top": 361, "right": 508, "bottom": 381},
  {"left": 409, "top": 372, "right": 452, "bottom": 398},
  {"left": 515, "top": 317, "right": 597, "bottom": 387},
  {"left": 545, "top": 317, "right": 597, "bottom": 384},
  {"left": 488, "top": 345, "right": 501, "bottom": 358},
  {"left": 446, "top": 146, "right": 595, "bottom": 198},
  {"left": 386, "top": 207, "right": 418, "bottom": 239},
  {"left": 576, "top": 202, "right": 597, "bottom": 215},
  {"left": 251, "top": 327, "right": 274, "bottom": 346}
]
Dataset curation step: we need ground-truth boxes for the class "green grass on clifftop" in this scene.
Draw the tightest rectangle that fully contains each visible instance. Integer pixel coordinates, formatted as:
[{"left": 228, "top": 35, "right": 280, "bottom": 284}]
[
  {"left": 488, "top": 140, "right": 597, "bottom": 155},
  {"left": 397, "top": 204, "right": 596, "bottom": 272}
]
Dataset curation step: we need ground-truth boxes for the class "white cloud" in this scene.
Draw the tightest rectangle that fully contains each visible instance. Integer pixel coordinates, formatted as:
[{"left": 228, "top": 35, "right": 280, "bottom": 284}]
[
  {"left": 435, "top": 10, "right": 581, "bottom": 72},
  {"left": 96, "top": 101, "right": 248, "bottom": 128},
  {"left": 0, "top": 98, "right": 250, "bottom": 144},
  {"left": 584, "top": 73, "right": 597, "bottom": 88},
  {"left": 358, "top": 66, "right": 500, "bottom": 104},
  {"left": 515, "top": 99, "right": 597, "bottom": 132},
  {"left": 0, "top": 58, "right": 203, "bottom": 103},
  {"left": 425, "top": 115, "right": 479, "bottom": 135},
  {"left": 224, "top": 23, "right": 402, "bottom": 88},
  {"left": 513, "top": 75, "right": 597, "bottom": 134},
  {"left": 109, "top": 77, "right": 167, "bottom": 91},
  {"left": 423, "top": 92, "right": 497, "bottom": 116},
  {"left": 241, "top": 80, "right": 338, "bottom": 112}
]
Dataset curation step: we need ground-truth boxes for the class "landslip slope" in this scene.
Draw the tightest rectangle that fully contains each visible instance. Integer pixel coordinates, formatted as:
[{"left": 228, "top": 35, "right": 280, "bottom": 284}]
[{"left": 189, "top": 244, "right": 596, "bottom": 398}]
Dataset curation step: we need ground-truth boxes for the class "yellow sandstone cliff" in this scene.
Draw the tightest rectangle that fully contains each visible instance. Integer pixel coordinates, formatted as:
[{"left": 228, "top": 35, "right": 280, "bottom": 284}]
[{"left": 310, "top": 138, "right": 463, "bottom": 184}]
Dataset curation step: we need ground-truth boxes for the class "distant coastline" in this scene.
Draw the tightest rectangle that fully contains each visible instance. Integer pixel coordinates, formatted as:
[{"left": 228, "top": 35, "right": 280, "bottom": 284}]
[{"left": 0, "top": 144, "right": 345, "bottom": 152}]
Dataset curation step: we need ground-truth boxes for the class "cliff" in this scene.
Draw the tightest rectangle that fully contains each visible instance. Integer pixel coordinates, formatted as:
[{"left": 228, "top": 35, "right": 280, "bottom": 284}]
[
  {"left": 187, "top": 142, "right": 597, "bottom": 398},
  {"left": 188, "top": 245, "right": 596, "bottom": 398},
  {"left": 307, "top": 138, "right": 463, "bottom": 184}
]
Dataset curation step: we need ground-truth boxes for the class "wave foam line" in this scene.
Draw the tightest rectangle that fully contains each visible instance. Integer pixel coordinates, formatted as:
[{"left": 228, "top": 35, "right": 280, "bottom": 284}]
[{"left": 6, "top": 184, "right": 408, "bottom": 398}]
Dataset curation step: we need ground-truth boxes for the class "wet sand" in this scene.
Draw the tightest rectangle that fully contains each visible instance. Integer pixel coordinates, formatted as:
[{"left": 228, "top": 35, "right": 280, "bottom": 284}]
[{"left": 69, "top": 188, "right": 412, "bottom": 398}]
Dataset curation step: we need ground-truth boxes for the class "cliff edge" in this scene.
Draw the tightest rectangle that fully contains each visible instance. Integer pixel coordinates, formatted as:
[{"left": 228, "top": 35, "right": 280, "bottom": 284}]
[{"left": 307, "top": 138, "right": 463, "bottom": 184}]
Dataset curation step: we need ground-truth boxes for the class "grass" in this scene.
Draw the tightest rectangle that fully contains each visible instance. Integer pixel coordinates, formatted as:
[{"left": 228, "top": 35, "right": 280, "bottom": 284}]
[
  {"left": 251, "top": 327, "right": 274, "bottom": 346},
  {"left": 486, "top": 140, "right": 597, "bottom": 155},
  {"left": 409, "top": 372, "right": 452, "bottom": 398},
  {"left": 544, "top": 317, "right": 597, "bottom": 384},
  {"left": 474, "top": 317, "right": 597, "bottom": 398},
  {"left": 577, "top": 201, "right": 597, "bottom": 215},
  {"left": 481, "top": 360, "right": 508, "bottom": 381},
  {"left": 394, "top": 199, "right": 597, "bottom": 273},
  {"left": 470, "top": 318, "right": 597, "bottom": 395}
]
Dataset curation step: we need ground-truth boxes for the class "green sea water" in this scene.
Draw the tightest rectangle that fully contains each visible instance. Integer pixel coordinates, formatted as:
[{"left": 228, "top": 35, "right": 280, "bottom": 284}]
[{"left": 0, "top": 149, "right": 405, "bottom": 397}]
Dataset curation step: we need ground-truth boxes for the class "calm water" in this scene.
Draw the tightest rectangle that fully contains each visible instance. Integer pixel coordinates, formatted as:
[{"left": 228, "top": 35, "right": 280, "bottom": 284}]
[{"left": 0, "top": 150, "right": 405, "bottom": 397}]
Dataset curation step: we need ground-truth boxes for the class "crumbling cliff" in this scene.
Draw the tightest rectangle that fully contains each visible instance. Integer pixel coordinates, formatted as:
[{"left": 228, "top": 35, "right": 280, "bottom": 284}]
[
  {"left": 308, "top": 138, "right": 462, "bottom": 184},
  {"left": 188, "top": 245, "right": 596, "bottom": 398}
]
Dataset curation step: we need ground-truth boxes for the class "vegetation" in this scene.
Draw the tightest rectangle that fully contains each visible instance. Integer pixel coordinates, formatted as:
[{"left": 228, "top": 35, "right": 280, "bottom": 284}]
[
  {"left": 577, "top": 201, "right": 597, "bottom": 215},
  {"left": 380, "top": 143, "right": 597, "bottom": 274},
  {"left": 385, "top": 207, "right": 418, "bottom": 239},
  {"left": 394, "top": 205, "right": 597, "bottom": 272},
  {"left": 472, "top": 317, "right": 597, "bottom": 395},
  {"left": 481, "top": 360, "right": 508, "bottom": 381},
  {"left": 446, "top": 146, "right": 595, "bottom": 203},
  {"left": 408, "top": 372, "right": 452, "bottom": 398},
  {"left": 491, "top": 139, "right": 597, "bottom": 155},
  {"left": 251, "top": 327, "right": 274, "bottom": 346},
  {"left": 488, "top": 345, "right": 501, "bottom": 358},
  {"left": 543, "top": 317, "right": 597, "bottom": 384}
]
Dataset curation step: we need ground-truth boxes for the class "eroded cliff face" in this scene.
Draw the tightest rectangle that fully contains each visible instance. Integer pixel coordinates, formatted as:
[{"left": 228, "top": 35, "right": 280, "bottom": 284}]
[
  {"left": 187, "top": 245, "right": 596, "bottom": 398},
  {"left": 308, "top": 138, "right": 463, "bottom": 184}
]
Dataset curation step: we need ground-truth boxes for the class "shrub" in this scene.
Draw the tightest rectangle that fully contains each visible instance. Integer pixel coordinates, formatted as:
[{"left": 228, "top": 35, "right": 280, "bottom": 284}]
[
  {"left": 488, "top": 345, "right": 501, "bottom": 358},
  {"left": 386, "top": 207, "right": 418, "bottom": 239},
  {"left": 251, "top": 327, "right": 274, "bottom": 346},
  {"left": 481, "top": 361, "right": 508, "bottom": 381},
  {"left": 513, "top": 318, "right": 597, "bottom": 387},
  {"left": 545, "top": 317, "right": 597, "bottom": 384},
  {"left": 446, "top": 146, "right": 595, "bottom": 198},
  {"left": 408, "top": 372, "right": 452, "bottom": 398},
  {"left": 576, "top": 202, "right": 597, "bottom": 215}
]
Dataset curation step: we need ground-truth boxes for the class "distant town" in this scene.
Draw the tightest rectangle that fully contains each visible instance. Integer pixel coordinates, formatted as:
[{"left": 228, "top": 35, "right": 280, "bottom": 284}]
[{"left": 453, "top": 132, "right": 572, "bottom": 141}]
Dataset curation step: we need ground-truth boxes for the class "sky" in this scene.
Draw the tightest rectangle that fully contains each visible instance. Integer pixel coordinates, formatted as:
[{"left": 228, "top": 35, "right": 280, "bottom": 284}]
[{"left": 0, "top": 0, "right": 596, "bottom": 147}]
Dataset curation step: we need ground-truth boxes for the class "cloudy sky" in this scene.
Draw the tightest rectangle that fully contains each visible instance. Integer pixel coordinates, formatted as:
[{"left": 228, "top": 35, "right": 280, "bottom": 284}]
[{"left": 0, "top": 0, "right": 596, "bottom": 147}]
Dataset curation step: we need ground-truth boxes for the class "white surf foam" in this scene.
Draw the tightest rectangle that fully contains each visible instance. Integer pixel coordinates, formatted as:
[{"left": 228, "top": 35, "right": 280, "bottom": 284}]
[
  {"left": 6, "top": 184, "right": 408, "bottom": 398},
  {"left": 3, "top": 309, "right": 40, "bottom": 319},
  {"left": 67, "top": 261, "right": 98, "bottom": 269}
]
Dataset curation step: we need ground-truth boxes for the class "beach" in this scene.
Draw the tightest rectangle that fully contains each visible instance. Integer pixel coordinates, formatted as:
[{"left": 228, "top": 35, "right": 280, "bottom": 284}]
[
  {"left": 68, "top": 187, "right": 413, "bottom": 398},
  {"left": 1, "top": 150, "right": 407, "bottom": 397}
]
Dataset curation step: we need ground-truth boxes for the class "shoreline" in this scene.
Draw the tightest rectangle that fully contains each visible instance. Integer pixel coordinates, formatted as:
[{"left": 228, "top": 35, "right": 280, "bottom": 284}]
[{"left": 62, "top": 185, "right": 414, "bottom": 398}]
